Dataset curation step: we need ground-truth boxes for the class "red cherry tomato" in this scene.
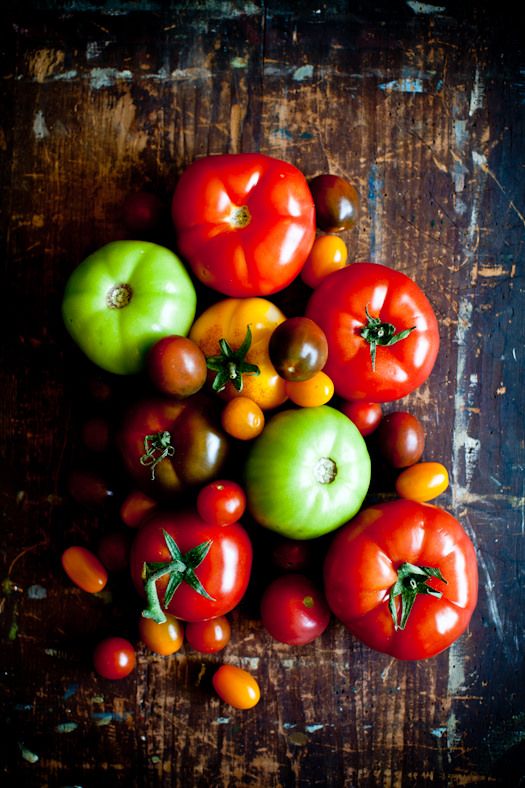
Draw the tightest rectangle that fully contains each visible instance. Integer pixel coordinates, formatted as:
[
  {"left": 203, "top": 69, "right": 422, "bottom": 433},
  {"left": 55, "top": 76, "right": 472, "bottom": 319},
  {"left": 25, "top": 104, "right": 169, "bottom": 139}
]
[
  {"left": 212, "top": 664, "right": 260, "bottom": 709},
  {"left": 260, "top": 574, "right": 330, "bottom": 645},
  {"left": 93, "top": 636, "right": 136, "bottom": 679},
  {"left": 395, "top": 462, "right": 449, "bottom": 502},
  {"left": 340, "top": 401, "right": 382, "bottom": 437},
  {"left": 376, "top": 411, "right": 425, "bottom": 468},
  {"left": 196, "top": 480, "right": 246, "bottom": 526},
  {"left": 185, "top": 616, "right": 231, "bottom": 653},
  {"left": 97, "top": 531, "right": 131, "bottom": 573},
  {"left": 61, "top": 546, "right": 108, "bottom": 593},
  {"left": 139, "top": 613, "right": 184, "bottom": 656}
]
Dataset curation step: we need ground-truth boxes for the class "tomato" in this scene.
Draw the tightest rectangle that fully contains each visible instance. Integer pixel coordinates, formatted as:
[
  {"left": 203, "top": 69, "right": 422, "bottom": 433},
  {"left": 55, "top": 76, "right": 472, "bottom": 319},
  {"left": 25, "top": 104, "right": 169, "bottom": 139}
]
[
  {"left": 260, "top": 574, "right": 330, "bottom": 645},
  {"left": 122, "top": 190, "right": 166, "bottom": 234},
  {"left": 221, "top": 397, "right": 265, "bottom": 440},
  {"left": 323, "top": 500, "right": 478, "bottom": 660},
  {"left": 67, "top": 468, "right": 114, "bottom": 508},
  {"left": 117, "top": 395, "right": 230, "bottom": 499},
  {"left": 196, "top": 480, "right": 246, "bottom": 526},
  {"left": 212, "top": 664, "right": 260, "bottom": 709},
  {"left": 172, "top": 153, "right": 315, "bottom": 297},
  {"left": 309, "top": 174, "right": 360, "bottom": 232},
  {"left": 285, "top": 370, "right": 334, "bottom": 407},
  {"left": 395, "top": 462, "right": 449, "bottom": 502},
  {"left": 93, "top": 636, "right": 136, "bottom": 679},
  {"left": 120, "top": 490, "right": 158, "bottom": 528},
  {"left": 245, "top": 405, "right": 370, "bottom": 539},
  {"left": 376, "top": 411, "right": 425, "bottom": 468},
  {"left": 271, "top": 538, "right": 314, "bottom": 572},
  {"left": 61, "top": 546, "right": 108, "bottom": 593},
  {"left": 189, "top": 297, "right": 287, "bottom": 410},
  {"left": 62, "top": 241, "right": 196, "bottom": 375},
  {"left": 306, "top": 263, "right": 440, "bottom": 402},
  {"left": 301, "top": 235, "right": 349, "bottom": 288},
  {"left": 340, "top": 401, "right": 382, "bottom": 437},
  {"left": 268, "top": 317, "right": 328, "bottom": 382},
  {"left": 185, "top": 616, "right": 231, "bottom": 653},
  {"left": 97, "top": 531, "right": 131, "bottom": 573},
  {"left": 129, "top": 510, "right": 253, "bottom": 623},
  {"left": 139, "top": 613, "right": 184, "bottom": 655},
  {"left": 146, "top": 335, "right": 207, "bottom": 398}
]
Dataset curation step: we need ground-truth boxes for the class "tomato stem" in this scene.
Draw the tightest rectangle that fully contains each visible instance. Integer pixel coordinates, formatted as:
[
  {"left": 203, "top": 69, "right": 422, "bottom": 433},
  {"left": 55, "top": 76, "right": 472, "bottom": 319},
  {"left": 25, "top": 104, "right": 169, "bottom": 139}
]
[
  {"left": 139, "top": 431, "right": 175, "bottom": 480},
  {"left": 360, "top": 306, "right": 415, "bottom": 371},
  {"left": 206, "top": 325, "right": 260, "bottom": 393},
  {"left": 388, "top": 562, "right": 447, "bottom": 631}
]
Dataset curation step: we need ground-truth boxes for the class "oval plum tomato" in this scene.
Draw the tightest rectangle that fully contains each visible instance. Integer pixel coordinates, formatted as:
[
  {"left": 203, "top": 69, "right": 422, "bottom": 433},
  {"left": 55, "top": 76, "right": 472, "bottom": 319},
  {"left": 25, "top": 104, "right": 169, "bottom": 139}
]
[
  {"left": 61, "top": 546, "right": 108, "bottom": 593},
  {"left": 301, "top": 235, "right": 348, "bottom": 288},
  {"left": 122, "top": 191, "right": 166, "bottom": 234},
  {"left": 309, "top": 174, "right": 360, "bottom": 232},
  {"left": 185, "top": 616, "right": 231, "bottom": 653},
  {"left": 376, "top": 411, "right": 425, "bottom": 468},
  {"left": 212, "top": 664, "right": 260, "bottom": 709},
  {"left": 221, "top": 397, "right": 265, "bottom": 440},
  {"left": 340, "top": 401, "right": 382, "bottom": 437},
  {"left": 93, "top": 636, "right": 136, "bottom": 679},
  {"left": 395, "top": 462, "right": 449, "bottom": 502},
  {"left": 260, "top": 574, "right": 330, "bottom": 645},
  {"left": 306, "top": 262, "right": 440, "bottom": 402},
  {"left": 146, "top": 335, "right": 207, "bottom": 398},
  {"left": 129, "top": 510, "right": 253, "bottom": 623},
  {"left": 268, "top": 317, "right": 328, "bottom": 382},
  {"left": 139, "top": 613, "right": 184, "bottom": 655},
  {"left": 172, "top": 153, "right": 316, "bottom": 297},
  {"left": 197, "top": 480, "right": 246, "bottom": 526},
  {"left": 285, "top": 370, "right": 334, "bottom": 407},
  {"left": 324, "top": 500, "right": 478, "bottom": 660}
]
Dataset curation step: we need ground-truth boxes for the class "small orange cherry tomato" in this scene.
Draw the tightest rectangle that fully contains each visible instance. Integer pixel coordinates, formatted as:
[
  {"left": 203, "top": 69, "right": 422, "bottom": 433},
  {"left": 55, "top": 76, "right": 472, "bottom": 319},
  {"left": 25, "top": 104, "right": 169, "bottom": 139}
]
[
  {"left": 185, "top": 616, "right": 231, "bottom": 653},
  {"left": 120, "top": 490, "right": 158, "bottom": 528},
  {"left": 285, "top": 370, "right": 334, "bottom": 407},
  {"left": 221, "top": 397, "right": 265, "bottom": 440},
  {"left": 61, "top": 546, "right": 108, "bottom": 593},
  {"left": 139, "top": 613, "right": 184, "bottom": 655},
  {"left": 212, "top": 664, "right": 260, "bottom": 709},
  {"left": 395, "top": 462, "right": 449, "bottom": 502},
  {"left": 301, "top": 235, "right": 348, "bottom": 288}
]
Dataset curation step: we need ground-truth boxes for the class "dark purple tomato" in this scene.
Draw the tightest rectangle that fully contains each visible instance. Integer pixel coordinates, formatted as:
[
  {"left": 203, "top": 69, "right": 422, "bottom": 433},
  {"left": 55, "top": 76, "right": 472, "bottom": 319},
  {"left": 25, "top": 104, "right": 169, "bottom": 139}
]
[
  {"left": 147, "top": 335, "right": 207, "bottom": 398},
  {"left": 376, "top": 411, "right": 425, "bottom": 468},
  {"left": 268, "top": 317, "right": 328, "bottom": 382},
  {"left": 309, "top": 174, "right": 360, "bottom": 233}
]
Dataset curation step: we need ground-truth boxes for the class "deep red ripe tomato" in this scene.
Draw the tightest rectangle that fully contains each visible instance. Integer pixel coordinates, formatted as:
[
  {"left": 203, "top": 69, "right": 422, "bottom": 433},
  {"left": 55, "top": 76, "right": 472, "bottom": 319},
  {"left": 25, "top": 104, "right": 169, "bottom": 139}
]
[
  {"left": 93, "top": 636, "right": 136, "bottom": 679},
  {"left": 147, "top": 335, "right": 207, "bottom": 398},
  {"left": 97, "top": 531, "right": 131, "bottom": 573},
  {"left": 309, "top": 174, "right": 360, "bottom": 232},
  {"left": 324, "top": 500, "right": 478, "bottom": 660},
  {"left": 268, "top": 317, "right": 328, "bottom": 382},
  {"left": 196, "top": 480, "right": 246, "bottom": 526},
  {"left": 185, "top": 615, "right": 231, "bottom": 653},
  {"left": 172, "top": 153, "right": 316, "bottom": 297},
  {"left": 306, "top": 262, "right": 440, "bottom": 402},
  {"left": 271, "top": 538, "right": 314, "bottom": 572},
  {"left": 376, "top": 411, "right": 425, "bottom": 468},
  {"left": 122, "top": 191, "right": 165, "bottom": 233},
  {"left": 260, "top": 574, "right": 330, "bottom": 645},
  {"left": 340, "top": 401, "right": 382, "bottom": 437},
  {"left": 212, "top": 665, "right": 260, "bottom": 709}
]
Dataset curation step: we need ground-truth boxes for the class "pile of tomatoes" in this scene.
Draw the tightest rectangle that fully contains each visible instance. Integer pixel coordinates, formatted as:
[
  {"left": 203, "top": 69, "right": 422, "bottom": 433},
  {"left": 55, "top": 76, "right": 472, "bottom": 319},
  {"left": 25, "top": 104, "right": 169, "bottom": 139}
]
[{"left": 60, "top": 153, "right": 478, "bottom": 708}]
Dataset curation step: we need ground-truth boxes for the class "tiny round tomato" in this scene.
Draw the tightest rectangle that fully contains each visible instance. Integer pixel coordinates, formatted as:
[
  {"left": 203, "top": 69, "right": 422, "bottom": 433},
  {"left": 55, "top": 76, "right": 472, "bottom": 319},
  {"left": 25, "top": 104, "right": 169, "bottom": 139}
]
[
  {"left": 268, "top": 317, "right": 328, "bottom": 382},
  {"left": 340, "top": 401, "right": 383, "bottom": 437},
  {"left": 97, "top": 531, "right": 131, "bottom": 573},
  {"left": 395, "top": 462, "right": 449, "bottom": 502},
  {"left": 260, "top": 574, "right": 330, "bottom": 645},
  {"left": 212, "top": 665, "right": 260, "bottom": 709},
  {"left": 197, "top": 480, "right": 246, "bottom": 526},
  {"left": 301, "top": 235, "right": 348, "bottom": 288},
  {"left": 376, "top": 411, "right": 425, "bottom": 468},
  {"left": 139, "top": 613, "right": 184, "bottom": 655},
  {"left": 147, "top": 335, "right": 207, "bottom": 398},
  {"left": 309, "top": 174, "right": 360, "bottom": 232},
  {"left": 271, "top": 538, "right": 314, "bottom": 572},
  {"left": 120, "top": 490, "right": 158, "bottom": 528},
  {"left": 122, "top": 190, "right": 166, "bottom": 234},
  {"left": 61, "top": 546, "right": 108, "bottom": 593},
  {"left": 221, "top": 397, "right": 265, "bottom": 440},
  {"left": 185, "top": 616, "right": 231, "bottom": 653},
  {"left": 81, "top": 416, "right": 111, "bottom": 453},
  {"left": 93, "top": 636, "right": 136, "bottom": 680},
  {"left": 285, "top": 370, "right": 334, "bottom": 407}
]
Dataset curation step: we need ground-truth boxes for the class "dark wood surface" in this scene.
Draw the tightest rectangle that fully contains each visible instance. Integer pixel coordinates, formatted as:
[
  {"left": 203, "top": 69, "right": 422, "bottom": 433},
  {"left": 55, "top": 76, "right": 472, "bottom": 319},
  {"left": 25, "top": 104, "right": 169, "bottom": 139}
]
[{"left": 1, "top": 2, "right": 524, "bottom": 786}]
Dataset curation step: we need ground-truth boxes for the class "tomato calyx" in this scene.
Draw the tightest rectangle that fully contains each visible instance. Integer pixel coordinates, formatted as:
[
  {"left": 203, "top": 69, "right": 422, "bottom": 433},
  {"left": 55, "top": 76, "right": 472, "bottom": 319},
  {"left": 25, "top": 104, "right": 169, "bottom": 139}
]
[
  {"left": 360, "top": 306, "right": 415, "bottom": 371},
  {"left": 206, "top": 325, "right": 260, "bottom": 393},
  {"left": 139, "top": 431, "right": 175, "bottom": 480},
  {"left": 388, "top": 562, "right": 447, "bottom": 631},
  {"left": 107, "top": 282, "right": 133, "bottom": 309},
  {"left": 141, "top": 529, "right": 215, "bottom": 624}
]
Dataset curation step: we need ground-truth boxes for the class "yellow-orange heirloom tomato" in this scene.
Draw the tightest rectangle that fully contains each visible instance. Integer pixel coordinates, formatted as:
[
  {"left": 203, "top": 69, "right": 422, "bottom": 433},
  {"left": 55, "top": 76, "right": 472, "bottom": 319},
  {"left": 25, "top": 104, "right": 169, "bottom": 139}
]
[
  {"left": 189, "top": 298, "right": 287, "bottom": 411},
  {"left": 285, "top": 370, "right": 334, "bottom": 407},
  {"left": 212, "top": 664, "right": 261, "bottom": 709},
  {"left": 139, "top": 613, "right": 184, "bottom": 655},
  {"left": 395, "top": 461, "right": 449, "bottom": 502}
]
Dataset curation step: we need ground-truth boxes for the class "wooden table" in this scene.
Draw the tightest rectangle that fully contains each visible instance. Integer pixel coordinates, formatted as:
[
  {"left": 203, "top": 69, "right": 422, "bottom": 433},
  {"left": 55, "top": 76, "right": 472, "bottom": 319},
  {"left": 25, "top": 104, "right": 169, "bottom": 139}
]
[{"left": 1, "top": 3, "right": 524, "bottom": 786}]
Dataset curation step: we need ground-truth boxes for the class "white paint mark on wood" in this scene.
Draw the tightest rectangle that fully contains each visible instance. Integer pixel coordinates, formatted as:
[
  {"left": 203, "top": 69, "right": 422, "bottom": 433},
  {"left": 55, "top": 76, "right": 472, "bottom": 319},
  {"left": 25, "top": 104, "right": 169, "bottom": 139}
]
[
  {"left": 406, "top": 1, "right": 446, "bottom": 14},
  {"left": 33, "top": 110, "right": 49, "bottom": 140}
]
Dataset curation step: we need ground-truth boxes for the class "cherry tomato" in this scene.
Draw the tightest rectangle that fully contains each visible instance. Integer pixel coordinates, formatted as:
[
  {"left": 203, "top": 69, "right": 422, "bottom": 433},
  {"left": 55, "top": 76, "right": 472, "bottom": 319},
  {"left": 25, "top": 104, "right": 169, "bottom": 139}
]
[
  {"left": 122, "top": 190, "right": 166, "bottom": 234},
  {"left": 93, "top": 636, "right": 136, "bottom": 679},
  {"left": 268, "top": 317, "right": 328, "bottom": 382},
  {"left": 197, "top": 480, "right": 246, "bottom": 526},
  {"left": 260, "top": 574, "right": 330, "bottom": 645},
  {"left": 81, "top": 416, "right": 111, "bottom": 453},
  {"left": 301, "top": 235, "right": 348, "bottom": 288},
  {"left": 61, "top": 546, "right": 108, "bottom": 593},
  {"left": 97, "top": 531, "right": 131, "bottom": 573},
  {"left": 139, "top": 613, "right": 184, "bottom": 655},
  {"left": 67, "top": 469, "right": 114, "bottom": 508},
  {"left": 340, "top": 401, "right": 383, "bottom": 437},
  {"left": 285, "top": 370, "right": 334, "bottom": 407},
  {"left": 221, "top": 397, "right": 265, "bottom": 440},
  {"left": 147, "top": 335, "right": 207, "bottom": 398},
  {"left": 120, "top": 490, "right": 158, "bottom": 528},
  {"left": 271, "top": 538, "right": 314, "bottom": 572},
  {"left": 309, "top": 174, "right": 360, "bottom": 232},
  {"left": 212, "top": 664, "right": 260, "bottom": 709},
  {"left": 395, "top": 462, "right": 449, "bottom": 502},
  {"left": 376, "top": 411, "right": 425, "bottom": 468},
  {"left": 185, "top": 616, "right": 231, "bottom": 653}
]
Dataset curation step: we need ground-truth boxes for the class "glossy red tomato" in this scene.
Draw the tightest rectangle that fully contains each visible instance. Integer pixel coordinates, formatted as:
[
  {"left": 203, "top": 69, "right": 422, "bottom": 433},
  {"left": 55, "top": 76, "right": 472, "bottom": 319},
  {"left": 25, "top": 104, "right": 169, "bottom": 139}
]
[
  {"left": 185, "top": 615, "right": 231, "bottom": 653},
  {"left": 324, "top": 500, "right": 478, "bottom": 660},
  {"left": 376, "top": 411, "right": 425, "bottom": 468},
  {"left": 196, "top": 480, "right": 246, "bottom": 526},
  {"left": 212, "top": 665, "right": 260, "bottom": 709},
  {"left": 93, "top": 637, "right": 136, "bottom": 679},
  {"left": 340, "top": 401, "right": 382, "bottom": 437},
  {"left": 172, "top": 153, "right": 316, "bottom": 297},
  {"left": 306, "top": 263, "right": 440, "bottom": 402},
  {"left": 261, "top": 574, "right": 330, "bottom": 645}
]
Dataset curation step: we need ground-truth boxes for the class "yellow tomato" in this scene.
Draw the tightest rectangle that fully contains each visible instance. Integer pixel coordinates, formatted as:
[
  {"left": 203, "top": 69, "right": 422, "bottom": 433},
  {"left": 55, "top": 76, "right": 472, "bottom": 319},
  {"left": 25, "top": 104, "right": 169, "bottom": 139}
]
[
  {"left": 221, "top": 397, "right": 265, "bottom": 440},
  {"left": 301, "top": 235, "right": 348, "bottom": 288},
  {"left": 285, "top": 370, "right": 334, "bottom": 407},
  {"left": 395, "top": 462, "right": 449, "bottom": 502}
]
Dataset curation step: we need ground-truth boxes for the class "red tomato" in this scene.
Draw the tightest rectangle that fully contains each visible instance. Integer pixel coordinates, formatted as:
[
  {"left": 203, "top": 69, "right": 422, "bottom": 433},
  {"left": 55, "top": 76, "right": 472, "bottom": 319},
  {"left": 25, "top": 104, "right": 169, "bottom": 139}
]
[
  {"left": 146, "top": 335, "right": 207, "bottom": 398},
  {"left": 93, "top": 636, "right": 136, "bottom": 679},
  {"left": 324, "top": 500, "right": 478, "bottom": 660},
  {"left": 260, "top": 574, "right": 330, "bottom": 645},
  {"left": 139, "top": 613, "right": 184, "bottom": 655},
  {"left": 271, "top": 538, "right": 314, "bottom": 572},
  {"left": 306, "top": 263, "right": 440, "bottom": 402},
  {"left": 185, "top": 616, "right": 231, "bottom": 653},
  {"left": 172, "top": 153, "right": 316, "bottom": 297},
  {"left": 196, "top": 480, "right": 246, "bottom": 526},
  {"left": 120, "top": 490, "right": 158, "bottom": 528},
  {"left": 61, "top": 546, "right": 108, "bottom": 593},
  {"left": 129, "top": 510, "right": 252, "bottom": 623},
  {"left": 97, "top": 531, "right": 131, "bottom": 573},
  {"left": 212, "top": 664, "right": 260, "bottom": 709},
  {"left": 340, "top": 401, "right": 382, "bottom": 437}
]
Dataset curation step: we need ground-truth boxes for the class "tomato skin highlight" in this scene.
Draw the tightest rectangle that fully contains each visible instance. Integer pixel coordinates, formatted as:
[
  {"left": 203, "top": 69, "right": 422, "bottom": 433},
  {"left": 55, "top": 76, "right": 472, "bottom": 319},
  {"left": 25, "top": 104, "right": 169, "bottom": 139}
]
[
  {"left": 185, "top": 616, "right": 231, "bottom": 653},
  {"left": 395, "top": 462, "right": 449, "bottom": 502},
  {"left": 139, "top": 613, "right": 184, "bottom": 655},
  {"left": 260, "top": 574, "right": 330, "bottom": 645},
  {"left": 212, "top": 664, "right": 261, "bottom": 709},
  {"left": 93, "top": 636, "right": 136, "bottom": 679},
  {"left": 61, "top": 546, "right": 108, "bottom": 593}
]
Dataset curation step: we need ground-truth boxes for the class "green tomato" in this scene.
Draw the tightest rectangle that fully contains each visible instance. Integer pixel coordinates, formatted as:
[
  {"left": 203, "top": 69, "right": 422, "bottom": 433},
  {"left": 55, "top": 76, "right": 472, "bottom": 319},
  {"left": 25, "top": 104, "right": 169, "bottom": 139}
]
[
  {"left": 62, "top": 241, "right": 196, "bottom": 375},
  {"left": 245, "top": 405, "right": 371, "bottom": 539}
]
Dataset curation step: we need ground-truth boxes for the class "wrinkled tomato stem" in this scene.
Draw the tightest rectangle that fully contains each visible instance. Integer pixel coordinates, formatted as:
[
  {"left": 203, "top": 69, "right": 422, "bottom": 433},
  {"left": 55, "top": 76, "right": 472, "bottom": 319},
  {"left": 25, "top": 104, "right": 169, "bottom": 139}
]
[
  {"left": 360, "top": 306, "right": 415, "bottom": 371},
  {"left": 388, "top": 562, "right": 447, "bottom": 631}
]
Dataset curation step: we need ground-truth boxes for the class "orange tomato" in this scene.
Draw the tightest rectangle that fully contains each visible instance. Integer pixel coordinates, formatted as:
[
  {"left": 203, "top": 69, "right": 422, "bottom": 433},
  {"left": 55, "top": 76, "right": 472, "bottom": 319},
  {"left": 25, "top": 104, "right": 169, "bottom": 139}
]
[
  {"left": 139, "top": 613, "right": 184, "bottom": 655},
  {"left": 395, "top": 462, "right": 449, "bottom": 502},
  {"left": 285, "top": 370, "right": 334, "bottom": 407},
  {"left": 212, "top": 664, "right": 261, "bottom": 709},
  {"left": 301, "top": 234, "right": 348, "bottom": 288},
  {"left": 221, "top": 397, "right": 265, "bottom": 440},
  {"left": 120, "top": 490, "right": 158, "bottom": 528},
  {"left": 61, "top": 546, "right": 108, "bottom": 593}
]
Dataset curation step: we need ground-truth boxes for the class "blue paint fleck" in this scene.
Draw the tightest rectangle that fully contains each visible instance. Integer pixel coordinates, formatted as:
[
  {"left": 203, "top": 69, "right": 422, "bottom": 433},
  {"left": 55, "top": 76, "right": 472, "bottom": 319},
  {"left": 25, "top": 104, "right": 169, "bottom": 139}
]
[
  {"left": 26, "top": 584, "right": 47, "bottom": 599},
  {"left": 367, "top": 163, "right": 384, "bottom": 260},
  {"left": 293, "top": 65, "right": 314, "bottom": 82},
  {"left": 283, "top": 722, "right": 297, "bottom": 729},
  {"left": 305, "top": 724, "right": 324, "bottom": 733},
  {"left": 379, "top": 77, "right": 425, "bottom": 93},
  {"left": 64, "top": 683, "right": 79, "bottom": 700},
  {"left": 431, "top": 726, "right": 447, "bottom": 738}
]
